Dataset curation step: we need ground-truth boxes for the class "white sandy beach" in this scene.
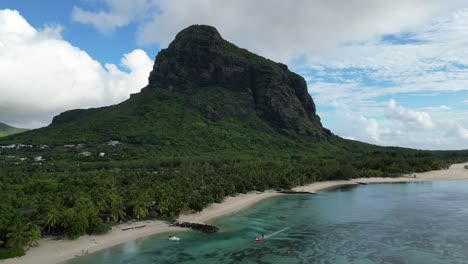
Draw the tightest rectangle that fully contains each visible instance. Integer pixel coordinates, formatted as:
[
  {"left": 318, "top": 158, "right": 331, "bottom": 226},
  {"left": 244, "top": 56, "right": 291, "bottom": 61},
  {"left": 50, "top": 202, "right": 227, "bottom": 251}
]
[
  {"left": 3, "top": 162, "right": 468, "bottom": 264},
  {"left": 1, "top": 191, "right": 280, "bottom": 264},
  {"left": 292, "top": 162, "right": 468, "bottom": 193}
]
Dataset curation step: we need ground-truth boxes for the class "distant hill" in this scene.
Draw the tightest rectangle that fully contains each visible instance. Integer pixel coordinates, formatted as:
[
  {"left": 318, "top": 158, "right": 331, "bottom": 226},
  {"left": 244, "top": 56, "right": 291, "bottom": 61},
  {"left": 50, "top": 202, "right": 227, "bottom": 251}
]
[{"left": 0, "top": 122, "right": 27, "bottom": 137}]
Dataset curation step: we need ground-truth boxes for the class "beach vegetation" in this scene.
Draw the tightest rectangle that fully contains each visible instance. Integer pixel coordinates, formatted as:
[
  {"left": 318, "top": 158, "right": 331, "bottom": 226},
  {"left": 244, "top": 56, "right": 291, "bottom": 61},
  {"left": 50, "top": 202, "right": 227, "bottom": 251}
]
[
  {"left": 89, "top": 223, "right": 112, "bottom": 235},
  {"left": 0, "top": 247, "right": 25, "bottom": 259}
]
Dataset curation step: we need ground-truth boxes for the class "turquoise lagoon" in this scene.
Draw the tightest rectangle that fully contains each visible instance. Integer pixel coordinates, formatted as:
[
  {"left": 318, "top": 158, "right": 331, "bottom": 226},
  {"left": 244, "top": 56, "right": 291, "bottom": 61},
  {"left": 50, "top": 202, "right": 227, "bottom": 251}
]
[{"left": 67, "top": 180, "right": 468, "bottom": 263}]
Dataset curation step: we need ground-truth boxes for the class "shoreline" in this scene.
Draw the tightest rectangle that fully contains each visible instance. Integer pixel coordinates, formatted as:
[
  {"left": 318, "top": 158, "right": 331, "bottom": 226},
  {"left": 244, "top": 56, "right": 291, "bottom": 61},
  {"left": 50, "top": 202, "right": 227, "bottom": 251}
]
[
  {"left": 3, "top": 162, "right": 468, "bottom": 264},
  {"left": 292, "top": 162, "right": 468, "bottom": 193}
]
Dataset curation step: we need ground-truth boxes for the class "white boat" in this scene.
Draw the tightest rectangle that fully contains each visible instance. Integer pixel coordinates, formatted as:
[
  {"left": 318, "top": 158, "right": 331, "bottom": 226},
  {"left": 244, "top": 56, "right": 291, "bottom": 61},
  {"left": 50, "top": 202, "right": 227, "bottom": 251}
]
[
  {"left": 255, "top": 237, "right": 265, "bottom": 243},
  {"left": 168, "top": 236, "right": 180, "bottom": 241}
]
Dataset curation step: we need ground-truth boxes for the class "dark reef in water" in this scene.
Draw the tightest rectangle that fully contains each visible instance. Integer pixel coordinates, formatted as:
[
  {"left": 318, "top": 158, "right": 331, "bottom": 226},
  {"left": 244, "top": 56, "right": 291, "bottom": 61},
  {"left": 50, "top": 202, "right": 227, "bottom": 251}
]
[{"left": 170, "top": 220, "right": 219, "bottom": 233}]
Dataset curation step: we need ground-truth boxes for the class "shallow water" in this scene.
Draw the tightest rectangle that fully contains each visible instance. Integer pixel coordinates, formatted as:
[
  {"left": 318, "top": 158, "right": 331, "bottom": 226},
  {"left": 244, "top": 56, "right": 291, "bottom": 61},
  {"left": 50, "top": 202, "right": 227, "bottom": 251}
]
[{"left": 67, "top": 180, "right": 468, "bottom": 264}]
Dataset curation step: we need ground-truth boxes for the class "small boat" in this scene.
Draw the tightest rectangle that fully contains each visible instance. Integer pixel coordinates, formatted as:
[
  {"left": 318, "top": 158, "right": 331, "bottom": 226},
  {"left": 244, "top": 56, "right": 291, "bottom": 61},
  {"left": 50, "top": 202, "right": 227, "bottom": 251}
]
[
  {"left": 255, "top": 237, "right": 265, "bottom": 243},
  {"left": 168, "top": 236, "right": 180, "bottom": 241}
]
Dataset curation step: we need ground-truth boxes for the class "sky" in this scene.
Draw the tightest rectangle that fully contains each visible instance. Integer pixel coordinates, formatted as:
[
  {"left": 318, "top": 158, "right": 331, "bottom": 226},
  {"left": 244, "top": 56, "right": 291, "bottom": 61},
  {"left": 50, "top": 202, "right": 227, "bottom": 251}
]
[{"left": 1, "top": 0, "right": 468, "bottom": 150}]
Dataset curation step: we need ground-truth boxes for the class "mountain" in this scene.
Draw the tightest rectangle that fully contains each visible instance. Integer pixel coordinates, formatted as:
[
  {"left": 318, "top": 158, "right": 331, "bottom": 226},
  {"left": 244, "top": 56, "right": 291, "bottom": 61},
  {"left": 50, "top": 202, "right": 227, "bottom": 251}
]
[
  {"left": 146, "top": 25, "right": 330, "bottom": 138},
  {"left": 0, "top": 122, "right": 27, "bottom": 137},
  {"left": 1, "top": 25, "right": 336, "bottom": 157}
]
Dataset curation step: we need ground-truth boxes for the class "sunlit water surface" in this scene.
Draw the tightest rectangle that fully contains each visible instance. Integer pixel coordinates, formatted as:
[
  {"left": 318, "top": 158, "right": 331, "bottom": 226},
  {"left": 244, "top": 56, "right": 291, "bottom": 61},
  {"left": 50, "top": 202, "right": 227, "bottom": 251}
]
[{"left": 67, "top": 180, "right": 468, "bottom": 264}]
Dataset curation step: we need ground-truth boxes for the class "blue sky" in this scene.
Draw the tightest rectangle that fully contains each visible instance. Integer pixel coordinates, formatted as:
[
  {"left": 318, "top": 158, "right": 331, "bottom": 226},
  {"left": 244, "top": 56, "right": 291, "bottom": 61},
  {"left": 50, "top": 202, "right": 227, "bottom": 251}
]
[
  {"left": 1, "top": 0, "right": 468, "bottom": 150},
  {"left": 1, "top": 0, "right": 159, "bottom": 64}
]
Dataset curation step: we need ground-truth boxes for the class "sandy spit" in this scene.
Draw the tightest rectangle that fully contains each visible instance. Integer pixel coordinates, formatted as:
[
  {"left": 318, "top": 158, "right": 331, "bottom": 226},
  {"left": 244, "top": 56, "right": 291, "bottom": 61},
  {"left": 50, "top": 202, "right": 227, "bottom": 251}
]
[{"left": 292, "top": 162, "right": 468, "bottom": 193}]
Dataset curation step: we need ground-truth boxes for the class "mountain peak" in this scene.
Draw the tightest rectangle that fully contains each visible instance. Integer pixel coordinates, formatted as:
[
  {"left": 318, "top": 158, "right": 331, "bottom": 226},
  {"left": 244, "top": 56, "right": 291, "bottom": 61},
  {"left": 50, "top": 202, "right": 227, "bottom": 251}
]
[
  {"left": 147, "top": 25, "right": 331, "bottom": 138},
  {"left": 173, "top": 25, "right": 224, "bottom": 46}
]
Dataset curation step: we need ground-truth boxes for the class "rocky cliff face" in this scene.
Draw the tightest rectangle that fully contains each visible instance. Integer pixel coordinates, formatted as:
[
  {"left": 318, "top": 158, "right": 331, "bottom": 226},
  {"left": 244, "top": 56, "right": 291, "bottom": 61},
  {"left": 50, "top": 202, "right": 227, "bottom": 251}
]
[{"left": 147, "top": 25, "right": 330, "bottom": 138}]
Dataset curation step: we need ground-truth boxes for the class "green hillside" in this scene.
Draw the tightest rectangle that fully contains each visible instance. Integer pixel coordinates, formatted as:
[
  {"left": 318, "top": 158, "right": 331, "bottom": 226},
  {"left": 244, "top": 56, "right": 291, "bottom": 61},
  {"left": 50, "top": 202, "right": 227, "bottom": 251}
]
[
  {"left": 0, "top": 122, "right": 27, "bottom": 137},
  {"left": 1, "top": 85, "right": 446, "bottom": 161},
  {"left": 2, "top": 86, "right": 338, "bottom": 158}
]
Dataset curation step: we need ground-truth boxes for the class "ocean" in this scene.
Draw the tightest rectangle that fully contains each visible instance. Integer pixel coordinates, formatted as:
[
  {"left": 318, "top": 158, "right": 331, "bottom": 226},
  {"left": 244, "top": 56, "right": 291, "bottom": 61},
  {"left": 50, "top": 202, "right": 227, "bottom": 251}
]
[{"left": 67, "top": 180, "right": 468, "bottom": 264}]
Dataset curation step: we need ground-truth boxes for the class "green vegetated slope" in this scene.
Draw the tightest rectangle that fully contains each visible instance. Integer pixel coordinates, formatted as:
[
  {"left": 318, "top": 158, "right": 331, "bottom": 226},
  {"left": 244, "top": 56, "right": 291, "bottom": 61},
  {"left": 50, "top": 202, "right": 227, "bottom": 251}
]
[
  {"left": 1, "top": 25, "right": 468, "bottom": 257},
  {"left": 3, "top": 86, "right": 340, "bottom": 159},
  {"left": 4, "top": 84, "right": 461, "bottom": 160},
  {"left": 0, "top": 123, "right": 27, "bottom": 138}
]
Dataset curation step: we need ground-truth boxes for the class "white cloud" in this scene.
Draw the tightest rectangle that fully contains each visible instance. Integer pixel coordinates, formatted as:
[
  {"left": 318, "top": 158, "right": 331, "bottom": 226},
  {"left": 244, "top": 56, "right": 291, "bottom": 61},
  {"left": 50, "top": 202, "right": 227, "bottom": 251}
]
[
  {"left": 104, "top": 49, "right": 153, "bottom": 102},
  {"left": 357, "top": 115, "right": 380, "bottom": 143},
  {"left": 454, "top": 126, "right": 468, "bottom": 140},
  {"left": 305, "top": 8, "right": 468, "bottom": 103},
  {"left": 70, "top": 0, "right": 466, "bottom": 63},
  {"left": 322, "top": 108, "right": 382, "bottom": 145},
  {"left": 305, "top": 6, "right": 468, "bottom": 150},
  {"left": 153, "top": 1, "right": 468, "bottom": 62},
  {"left": 323, "top": 99, "right": 466, "bottom": 149},
  {"left": 328, "top": 107, "right": 468, "bottom": 150},
  {"left": 0, "top": 9, "right": 153, "bottom": 128},
  {"left": 409, "top": 92, "right": 440, "bottom": 97},
  {"left": 419, "top": 105, "right": 451, "bottom": 111},
  {"left": 384, "top": 99, "right": 434, "bottom": 129},
  {"left": 72, "top": 0, "right": 157, "bottom": 34}
]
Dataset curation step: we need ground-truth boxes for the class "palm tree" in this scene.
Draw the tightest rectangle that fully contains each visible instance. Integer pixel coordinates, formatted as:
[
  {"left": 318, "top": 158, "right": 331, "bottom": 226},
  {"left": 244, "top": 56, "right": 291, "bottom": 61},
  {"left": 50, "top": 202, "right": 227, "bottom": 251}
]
[
  {"left": 6, "top": 222, "right": 29, "bottom": 248},
  {"left": 132, "top": 202, "right": 149, "bottom": 219},
  {"left": 93, "top": 192, "right": 112, "bottom": 221},
  {"left": 25, "top": 223, "right": 41, "bottom": 249},
  {"left": 128, "top": 192, "right": 151, "bottom": 219},
  {"left": 44, "top": 208, "right": 64, "bottom": 234},
  {"left": 109, "top": 194, "right": 126, "bottom": 222},
  {"left": 95, "top": 197, "right": 110, "bottom": 215}
]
